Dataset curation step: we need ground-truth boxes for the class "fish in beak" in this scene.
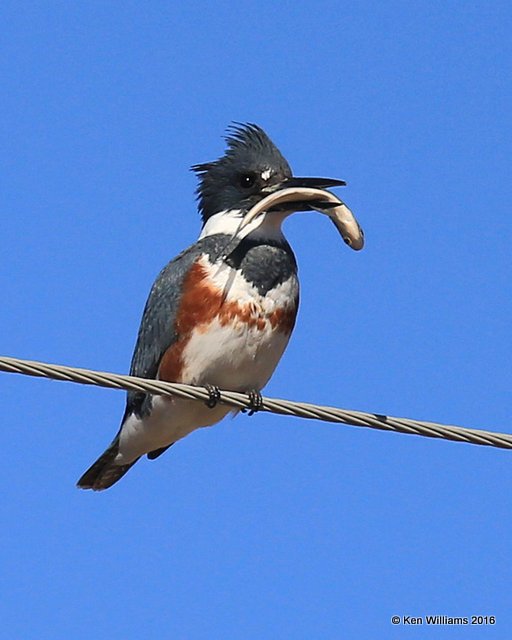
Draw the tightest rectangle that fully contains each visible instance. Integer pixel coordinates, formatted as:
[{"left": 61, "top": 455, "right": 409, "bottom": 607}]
[{"left": 240, "top": 177, "right": 364, "bottom": 251}]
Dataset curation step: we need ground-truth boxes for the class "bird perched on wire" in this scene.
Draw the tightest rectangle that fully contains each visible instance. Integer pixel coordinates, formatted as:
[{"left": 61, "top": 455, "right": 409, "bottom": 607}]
[{"left": 77, "top": 123, "right": 363, "bottom": 490}]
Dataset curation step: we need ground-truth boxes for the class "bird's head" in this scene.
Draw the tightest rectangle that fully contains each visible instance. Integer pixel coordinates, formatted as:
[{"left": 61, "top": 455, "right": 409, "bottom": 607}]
[{"left": 191, "top": 123, "right": 345, "bottom": 223}]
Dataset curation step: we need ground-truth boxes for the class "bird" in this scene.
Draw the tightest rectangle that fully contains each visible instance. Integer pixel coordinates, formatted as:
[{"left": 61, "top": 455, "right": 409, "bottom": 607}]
[{"left": 77, "top": 122, "right": 360, "bottom": 490}]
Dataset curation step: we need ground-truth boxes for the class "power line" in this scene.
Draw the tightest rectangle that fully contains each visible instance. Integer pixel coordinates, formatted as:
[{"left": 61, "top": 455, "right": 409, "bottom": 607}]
[{"left": 0, "top": 354, "right": 510, "bottom": 450}]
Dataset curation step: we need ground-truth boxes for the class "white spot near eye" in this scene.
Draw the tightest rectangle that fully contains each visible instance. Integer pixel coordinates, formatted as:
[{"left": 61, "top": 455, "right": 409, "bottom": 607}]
[{"left": 261, "top": 169, "right": 272, "bottom": 181}]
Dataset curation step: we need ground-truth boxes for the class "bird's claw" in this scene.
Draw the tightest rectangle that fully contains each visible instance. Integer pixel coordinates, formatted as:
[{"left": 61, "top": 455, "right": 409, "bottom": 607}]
[
  {"left": 205, "top": 384, "right": 221, "bottom": 409},
  {"left": 242, "top": 389, "right": 264, "bottom": 416}
]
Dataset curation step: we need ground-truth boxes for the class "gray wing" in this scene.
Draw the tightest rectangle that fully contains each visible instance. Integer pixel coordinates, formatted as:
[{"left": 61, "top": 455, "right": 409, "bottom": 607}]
[
  {"left": 124, "top": 234, "right": 228, "bottom": 419},
  {"left": 124, "top": 247, "right": 194, "bottom": 418}
]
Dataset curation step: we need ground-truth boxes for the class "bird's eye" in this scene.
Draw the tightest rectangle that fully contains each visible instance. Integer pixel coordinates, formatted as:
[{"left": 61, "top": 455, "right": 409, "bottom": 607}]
[{"left": 239, "top": 173, "right": 256, "bottom": 189}]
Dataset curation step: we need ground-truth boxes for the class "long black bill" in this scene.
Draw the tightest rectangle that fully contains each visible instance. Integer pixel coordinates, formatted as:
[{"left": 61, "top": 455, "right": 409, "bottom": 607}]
[
  {"left": 280, "top": 176, "right": 346, "bottom": 189},
  {"left": 268, "top": 177, "right": 346, "bottom": 213}
]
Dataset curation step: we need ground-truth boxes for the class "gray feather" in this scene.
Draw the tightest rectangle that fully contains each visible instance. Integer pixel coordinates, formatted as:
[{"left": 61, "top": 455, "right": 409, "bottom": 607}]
[{"left": 76, "top": 436, "right": 139, "bottom": 491}]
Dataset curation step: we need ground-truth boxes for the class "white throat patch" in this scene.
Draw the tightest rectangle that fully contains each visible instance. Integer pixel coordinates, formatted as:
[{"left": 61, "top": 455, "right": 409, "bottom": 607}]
[{"left": 199, "top": 208, "right": 289, "bottom": 243}]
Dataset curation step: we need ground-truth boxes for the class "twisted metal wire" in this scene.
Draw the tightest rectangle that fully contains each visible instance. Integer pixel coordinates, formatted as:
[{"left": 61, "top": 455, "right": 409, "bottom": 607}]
[{"left": 0, "top": 354, "right": 510, "bottom": 450}]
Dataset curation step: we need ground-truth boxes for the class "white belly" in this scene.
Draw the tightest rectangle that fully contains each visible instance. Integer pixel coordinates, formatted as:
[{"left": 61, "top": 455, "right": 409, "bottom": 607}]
[
  {"left": 117, "top": 268, "right": 298, "bottom": 464},
  {"left": 117, "top": 323, "right": 292, "bottom": 464},
  {"left": 180, "top": 314, "right": 292, "bottom": 390}
]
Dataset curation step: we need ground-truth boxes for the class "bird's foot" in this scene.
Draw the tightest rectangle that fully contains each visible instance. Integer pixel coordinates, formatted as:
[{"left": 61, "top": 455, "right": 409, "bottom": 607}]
[
  {"left": 204, "top": 384, "right": 221, "bottom": 409},
  {"left": 242, "top": 389, "right": 264, "bottom": 416}
]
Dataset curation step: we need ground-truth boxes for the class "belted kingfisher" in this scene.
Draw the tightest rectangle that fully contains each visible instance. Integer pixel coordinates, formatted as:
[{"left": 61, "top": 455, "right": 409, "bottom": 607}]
[{"left": 77, "top": 123, "right": 363, "bottom": 490}]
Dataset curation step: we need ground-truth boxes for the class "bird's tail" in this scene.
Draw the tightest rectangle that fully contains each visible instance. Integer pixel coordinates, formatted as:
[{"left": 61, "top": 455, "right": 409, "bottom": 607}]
[{"left": 77, "top": 436, "right": 139, "bottom": 491}]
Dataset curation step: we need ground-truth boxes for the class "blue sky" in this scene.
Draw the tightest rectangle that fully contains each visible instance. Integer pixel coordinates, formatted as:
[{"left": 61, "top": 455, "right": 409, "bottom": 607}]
[{"left": 1, "top": 2, "right": 511, "bottom": 638}]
